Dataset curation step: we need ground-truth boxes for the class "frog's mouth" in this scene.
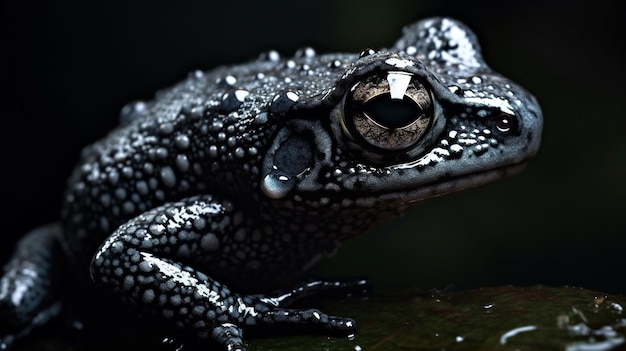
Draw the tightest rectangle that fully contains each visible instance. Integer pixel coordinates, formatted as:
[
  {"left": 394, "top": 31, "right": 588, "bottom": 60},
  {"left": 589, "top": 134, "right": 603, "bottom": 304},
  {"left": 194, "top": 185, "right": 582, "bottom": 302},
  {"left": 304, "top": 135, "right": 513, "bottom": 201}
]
[
  {"left": 368, "top": 160, "right": 530, "bottom": 208},
  {"left": 281, "top": 157, "right": 529, "bottom": 212}
]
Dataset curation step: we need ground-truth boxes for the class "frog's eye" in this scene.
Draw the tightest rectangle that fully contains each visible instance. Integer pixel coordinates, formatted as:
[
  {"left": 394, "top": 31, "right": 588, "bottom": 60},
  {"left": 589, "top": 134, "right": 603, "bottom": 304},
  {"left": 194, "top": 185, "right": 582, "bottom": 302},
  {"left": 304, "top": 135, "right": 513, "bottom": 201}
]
[{"left": 340, "top": 71, "right": 435, "bottom": 152}]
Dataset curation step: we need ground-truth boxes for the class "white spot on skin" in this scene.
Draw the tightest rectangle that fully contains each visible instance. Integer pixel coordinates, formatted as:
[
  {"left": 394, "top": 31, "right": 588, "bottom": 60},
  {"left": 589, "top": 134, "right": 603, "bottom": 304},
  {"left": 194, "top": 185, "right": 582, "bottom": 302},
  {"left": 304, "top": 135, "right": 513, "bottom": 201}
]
[
  {"left": 462, "top": 90, "right": 515, "bottom": 115},
  {"left": 440, "top": 18, "right": 481, "bottom": 68},
  {"left": 0, "top": 264, "right": 38, "bottom": 306},
  {"left": 165, "top": 201, "right": 223, "bottom": 232},
  {"left": 385, "top": 57, "right": 414, "bottom": 69},
  {"left": 236, "top": 297, "right": 259, "bottom": 318},
  {"left": 458, "top": 138, "right": 478, "bottom": 145},
  {"left": 286, "top": 91, "right": 300, "bottom": 102},
  {"left": 140, "top": 252, "right": 222, "bottom": 304},
  {"left": 450, "top": 144, "right": 463, "bottom": 153},
  {"left": 391, "top": 147, "right": 450, "bottom": 170}
]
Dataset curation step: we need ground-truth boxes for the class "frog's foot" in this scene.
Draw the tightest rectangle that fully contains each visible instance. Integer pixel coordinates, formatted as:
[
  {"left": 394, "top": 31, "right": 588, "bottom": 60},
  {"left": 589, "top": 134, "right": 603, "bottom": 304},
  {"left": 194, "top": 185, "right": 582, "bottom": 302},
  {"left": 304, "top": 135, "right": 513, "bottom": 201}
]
[
  {"left": 209, "top": 303, "right": 356, "bottom": 351},
  {"left": 207, "top": 291, "right": 358, "bottom": 351},
  {"left": 0, "top": 224, "right": 64, "bottom": 350}
]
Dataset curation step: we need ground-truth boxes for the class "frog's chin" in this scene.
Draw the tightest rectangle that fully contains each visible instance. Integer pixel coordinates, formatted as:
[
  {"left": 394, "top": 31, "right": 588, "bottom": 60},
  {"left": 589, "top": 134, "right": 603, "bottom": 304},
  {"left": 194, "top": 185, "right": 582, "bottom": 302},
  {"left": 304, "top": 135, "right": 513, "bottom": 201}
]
[{"left": 372, "top": 161, "right": 529, "bottom": 207}]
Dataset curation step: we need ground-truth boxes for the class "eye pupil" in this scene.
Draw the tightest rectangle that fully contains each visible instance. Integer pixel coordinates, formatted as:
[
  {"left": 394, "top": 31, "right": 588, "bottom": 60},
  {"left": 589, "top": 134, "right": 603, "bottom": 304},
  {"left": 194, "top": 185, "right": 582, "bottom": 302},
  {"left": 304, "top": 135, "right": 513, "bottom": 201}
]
[{"left": 363, "top": 95, "right": 422, "bottom": 129}]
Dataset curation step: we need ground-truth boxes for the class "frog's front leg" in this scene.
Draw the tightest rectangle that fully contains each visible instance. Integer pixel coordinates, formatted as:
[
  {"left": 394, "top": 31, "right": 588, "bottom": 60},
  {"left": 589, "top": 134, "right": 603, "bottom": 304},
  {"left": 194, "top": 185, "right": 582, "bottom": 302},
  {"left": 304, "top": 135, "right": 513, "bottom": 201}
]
[
  {"left": 1, "top": 224, "right": 64, "bottom": 349},
  {"left": 90, "top": 194, "right": 359, "bottom": 351}
]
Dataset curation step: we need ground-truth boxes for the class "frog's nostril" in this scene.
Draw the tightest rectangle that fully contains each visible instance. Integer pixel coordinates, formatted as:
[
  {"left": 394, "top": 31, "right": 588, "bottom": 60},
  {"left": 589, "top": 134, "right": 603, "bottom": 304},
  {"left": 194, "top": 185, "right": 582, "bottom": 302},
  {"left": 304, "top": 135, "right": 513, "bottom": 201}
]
[{"left": 493, "top": 112, "right": 519, "bottom": 134}]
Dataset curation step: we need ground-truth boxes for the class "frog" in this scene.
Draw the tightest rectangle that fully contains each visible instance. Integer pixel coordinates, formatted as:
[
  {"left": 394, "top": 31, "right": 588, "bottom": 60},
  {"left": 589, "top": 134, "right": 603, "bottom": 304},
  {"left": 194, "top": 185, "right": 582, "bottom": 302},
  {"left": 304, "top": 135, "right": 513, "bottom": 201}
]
[{"left": 0, "top": 17, "right": 542, "bottom": 351}]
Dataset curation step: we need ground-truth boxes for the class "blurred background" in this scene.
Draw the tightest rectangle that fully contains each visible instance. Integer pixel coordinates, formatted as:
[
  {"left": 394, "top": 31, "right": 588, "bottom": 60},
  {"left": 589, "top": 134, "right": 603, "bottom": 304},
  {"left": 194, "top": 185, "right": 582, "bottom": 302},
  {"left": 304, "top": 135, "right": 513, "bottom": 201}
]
[{"left": 2, "top": 0, "right": 624, "bottom": 296}]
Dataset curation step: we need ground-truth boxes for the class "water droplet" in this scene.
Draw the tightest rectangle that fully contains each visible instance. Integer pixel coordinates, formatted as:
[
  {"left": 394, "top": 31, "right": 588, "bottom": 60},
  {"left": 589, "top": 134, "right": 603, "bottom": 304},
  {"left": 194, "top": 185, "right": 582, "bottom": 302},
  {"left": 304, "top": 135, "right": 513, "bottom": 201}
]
[
  {"left": 359, "top": 48, "right": 376, "bottom": 58},
  {"left": 286, "top": 60, "right": 296, "bottom": 69},
  {"left": 473, "top": 144, "right": 488, "bottom": 155},
  {"left": 259, "top": 50, "right": 280, "bottom": 62},
  {"left": 471, "top": 76, "right": 482, "bottom": 84},
  {"left": 261, "top": 172, "right": 294, "bottom": 199},
  {"left": 233, "top": 147, "right": 245, "bottom": 158},
  {"left": 208, "top": 145, "right": 219, "bottom": 158},
  {"left": 220, "top": 88, "right": 250, "bottom": 113},
  {"left": 269, "top": 89, "right": 300, "bottom": 114},
  {"left": 295, "top": 46, "right": 316, "bottom": 58},
  {"left": 252, "top": 112, "right": 269, "bottom": 125},
  {"left": 186, "top": 70, "right": 204, "bottom": 80},
  {"left": 190, "top": 106, "right": 205, "bottom": 119},
  {"left": 248, "top": 147, "right": 258, "bottom": 156},
  {"left": 216, "top": 75, "right": 237, "bottom": 87},
  {"left": 119, "top": 101, "right": 148, "bottom": 125},
  {"left": 405, "top": 45, "right": 417, "bottom": 55},
  {"left": 179, "top": 103, "right": 193, "bottom": 116},
  {"left": 328, "top": 60, "right": 343, "bottom": 69},
  {"left": 450, "top": 144, "right": 463, "bottom": 156},
  {"left": 158, "top": 122, "right": 174, "bottom": 135}
]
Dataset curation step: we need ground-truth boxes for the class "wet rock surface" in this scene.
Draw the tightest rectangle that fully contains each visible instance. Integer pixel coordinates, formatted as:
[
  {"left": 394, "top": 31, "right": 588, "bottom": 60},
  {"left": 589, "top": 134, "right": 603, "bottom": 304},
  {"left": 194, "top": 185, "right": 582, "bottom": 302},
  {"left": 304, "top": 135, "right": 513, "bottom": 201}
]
[{"left": 11, "top": 285, "right": 625, "bottom": 351}]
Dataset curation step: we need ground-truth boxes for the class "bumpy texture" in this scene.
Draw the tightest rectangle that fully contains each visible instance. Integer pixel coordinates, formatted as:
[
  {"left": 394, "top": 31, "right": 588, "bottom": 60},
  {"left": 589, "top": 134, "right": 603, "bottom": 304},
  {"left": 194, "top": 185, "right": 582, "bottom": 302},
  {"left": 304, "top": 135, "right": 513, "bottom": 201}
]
[{"left": 1, "top": 17, "right": 542, "bottom": 350}]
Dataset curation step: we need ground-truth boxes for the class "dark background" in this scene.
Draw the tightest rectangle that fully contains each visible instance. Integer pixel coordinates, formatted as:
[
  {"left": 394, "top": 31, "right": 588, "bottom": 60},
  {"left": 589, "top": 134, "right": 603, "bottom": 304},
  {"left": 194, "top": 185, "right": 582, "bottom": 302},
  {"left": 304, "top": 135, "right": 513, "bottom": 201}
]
[{"left": 2, "top": 0, "right": 624, "bottom": 298}]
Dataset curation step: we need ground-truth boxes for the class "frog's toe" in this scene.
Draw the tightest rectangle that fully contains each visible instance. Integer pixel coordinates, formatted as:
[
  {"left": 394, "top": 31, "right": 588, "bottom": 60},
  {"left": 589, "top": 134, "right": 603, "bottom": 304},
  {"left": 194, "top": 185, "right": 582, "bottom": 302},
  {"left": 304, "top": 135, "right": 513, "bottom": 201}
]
[
  {"left": 212, "top": 323, "right": 245, "bottom": 351},
  {"left": 260, "top": 307, "right": 356, "bottom": 333},
  {"left": 265, "top": 278, "right": 371, "bottom": 308}
]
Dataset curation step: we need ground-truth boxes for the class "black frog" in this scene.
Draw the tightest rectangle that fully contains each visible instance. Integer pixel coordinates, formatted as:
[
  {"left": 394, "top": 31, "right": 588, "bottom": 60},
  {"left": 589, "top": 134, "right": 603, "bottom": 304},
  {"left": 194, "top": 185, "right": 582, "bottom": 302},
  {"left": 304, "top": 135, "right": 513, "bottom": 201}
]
[{"left": 0, "top": 17, "right": 542, "bottom": 350}]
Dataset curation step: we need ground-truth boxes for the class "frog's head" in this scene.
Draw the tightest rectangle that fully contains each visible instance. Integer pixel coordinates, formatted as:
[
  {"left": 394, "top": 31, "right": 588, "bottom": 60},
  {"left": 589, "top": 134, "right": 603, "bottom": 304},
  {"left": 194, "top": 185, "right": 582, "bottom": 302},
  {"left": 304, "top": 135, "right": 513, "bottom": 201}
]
[{"left": 260, "top": 17, "right": 542, "bottom": 211}]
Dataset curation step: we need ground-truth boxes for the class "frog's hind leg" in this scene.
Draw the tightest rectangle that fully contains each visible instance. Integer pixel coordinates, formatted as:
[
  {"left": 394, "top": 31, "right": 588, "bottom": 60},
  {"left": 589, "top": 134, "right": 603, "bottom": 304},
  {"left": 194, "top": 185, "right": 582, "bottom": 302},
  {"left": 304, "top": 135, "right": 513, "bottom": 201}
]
[{"left": 0, "top": 223, "right": 64, "bottom": 349}]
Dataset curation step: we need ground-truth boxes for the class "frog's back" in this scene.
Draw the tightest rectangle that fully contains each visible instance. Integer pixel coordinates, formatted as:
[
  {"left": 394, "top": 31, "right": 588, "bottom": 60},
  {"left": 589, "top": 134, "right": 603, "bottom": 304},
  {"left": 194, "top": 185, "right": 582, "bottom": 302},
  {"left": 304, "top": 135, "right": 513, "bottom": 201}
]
[{"left": 59, "top": 49, "right": 358, "bottom": 265}]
